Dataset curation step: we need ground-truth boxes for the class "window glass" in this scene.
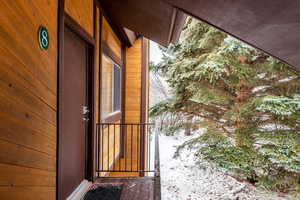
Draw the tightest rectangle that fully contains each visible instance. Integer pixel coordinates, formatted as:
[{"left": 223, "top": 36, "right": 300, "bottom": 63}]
[
  {"left": 113, "top": 64, "right": 121, "bottom": 111},
  {"left": 101, "top": 55, "right": 122, "bottom": 118}
]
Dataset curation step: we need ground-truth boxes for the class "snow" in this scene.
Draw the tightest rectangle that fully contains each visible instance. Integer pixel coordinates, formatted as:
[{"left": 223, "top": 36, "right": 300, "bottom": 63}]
[
  {"left": 252, "top": 85, "right": 272, "bottom": 93},
  {"left": 159, "top": 133, "right": 295, "bottom": 200},
  {"left": 256, "top": 73, "right": 267, "bottom": 79},
  {"left": 278, "top": 77, "right": 297, "bottom": 83}
]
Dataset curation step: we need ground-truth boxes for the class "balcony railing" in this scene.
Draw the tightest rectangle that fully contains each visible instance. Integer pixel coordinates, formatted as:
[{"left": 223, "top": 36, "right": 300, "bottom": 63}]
[{"left": 95, "top": 122, "right": 158, "bottom": 176}]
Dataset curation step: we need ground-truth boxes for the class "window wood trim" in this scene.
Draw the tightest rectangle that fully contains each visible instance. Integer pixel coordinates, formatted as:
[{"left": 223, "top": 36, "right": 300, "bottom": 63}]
[
  {"left": 101, "top": 111, "right": 122, "bottom": 123},
  {"left": 102, "top": 41, "right": 123, "bottom": 67}
]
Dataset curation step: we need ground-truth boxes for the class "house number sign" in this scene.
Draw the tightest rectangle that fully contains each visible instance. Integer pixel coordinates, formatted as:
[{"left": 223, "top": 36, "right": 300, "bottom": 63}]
[{"left": 38, "top": 26, "right": 49, "bottom": 50}]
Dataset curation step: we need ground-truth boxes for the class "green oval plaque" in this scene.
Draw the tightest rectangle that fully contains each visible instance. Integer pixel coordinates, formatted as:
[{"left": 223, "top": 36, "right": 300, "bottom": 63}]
[{"left": 38, "top": 26, "right": 49, "bottom": 50}]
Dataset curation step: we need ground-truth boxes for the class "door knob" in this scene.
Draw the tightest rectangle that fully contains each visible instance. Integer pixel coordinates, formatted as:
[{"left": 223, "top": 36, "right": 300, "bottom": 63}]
[
  {"left": 82, "top": 106, "right": 90, "bottom": 115},
  {"left": 82, "top": 106, "right": 90, "bottom": 122}
]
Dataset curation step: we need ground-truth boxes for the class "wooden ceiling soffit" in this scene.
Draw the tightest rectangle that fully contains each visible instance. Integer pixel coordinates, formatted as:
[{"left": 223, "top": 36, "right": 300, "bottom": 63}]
[
  {"left": 97, "top": 0, "right": 187, "bottom": 47},
  {"left": 168, "top": 9, "right": 187, "bottom": 44},
  {"left": 124, "top": 28, "right": 137, "bottom": 46},
  {"left": 163, "top": 0, "right": 300, "bottom": 71},
  {"left": 96, "top": 0, "right": 133, "bottom": 46}
]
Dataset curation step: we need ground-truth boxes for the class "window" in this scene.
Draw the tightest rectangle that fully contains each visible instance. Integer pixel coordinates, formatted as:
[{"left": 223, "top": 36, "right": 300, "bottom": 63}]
[
  {"left": 101, "top": 54, "right": 122, "bottom": 118},
  {"left": 113, "top": 64, "right": 121, "bottom": 111}
]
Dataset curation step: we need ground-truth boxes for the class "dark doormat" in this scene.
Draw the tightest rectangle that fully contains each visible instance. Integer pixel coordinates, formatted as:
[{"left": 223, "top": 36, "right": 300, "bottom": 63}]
[{"left": 83, "top": 185, "right": 123, "bottom": 200}]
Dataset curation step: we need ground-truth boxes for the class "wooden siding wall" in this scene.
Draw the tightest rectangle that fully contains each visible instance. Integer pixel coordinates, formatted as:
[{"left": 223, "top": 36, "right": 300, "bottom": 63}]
[
  {"left": 109, "top": 38, "right": 150, "bottom": 177},
  {"left": 122, "top": 39, "right": 142, "bottom": 176},
  {"left": 0, "top": 0, "right": 57, "bottom": 199},
  {"left": 65, "top": 0, "right": 94, "bottom": 36},
  {"left": 98, "top": 121, "right": 121, "bottom": 177},
  {"left": 0, "top": 0, "right": 96, "bottom": 199},
  {"left": 102, "top": 17, "right": 122, "bottom": 59},
  {"left": 99, "top": 17, "right": 123, "bottom": 176},
  {"left": 125, "top": 39, "right": 142, "bottom": 124}
]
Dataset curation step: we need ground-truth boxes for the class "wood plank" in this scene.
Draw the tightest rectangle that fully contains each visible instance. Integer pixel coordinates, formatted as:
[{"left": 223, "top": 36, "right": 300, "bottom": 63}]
[
  {"left": 99, "top": 121, "right": 121, "bottom": 172},
  {"left": 0, "top": 93, "right": 56, "bottom": 140},
  {"left": 0, "top": 0, "right": 57, "bottom": 94},
  {"left": 0, "top": 0, "right": 58, "bottom": 198},
  {"left": 0, "top": 63, "right": 56, "bottom": 125},
  {"left": 0, "top": 116, "right": 56, "bottom": 156},
  {"left": 0, "top": 46, "right": 56, "bottom": 110},
  {"left": 0, "top": 139, "right": 56, "bottom": 171},
  {"left": 102, "top": 17, "right": 122, "bottom": 59},
  {"left": 0, "top": 186, "right": 55, "bottom": 200},
  {"left": 0, "top": 163, "right": 55, "bottom": 187},
  {"left": 125, "top": 39, "right": 142, "bottom": 123},
  {"left": 65, "top": 0, "right": 94, "bottom": 36}
]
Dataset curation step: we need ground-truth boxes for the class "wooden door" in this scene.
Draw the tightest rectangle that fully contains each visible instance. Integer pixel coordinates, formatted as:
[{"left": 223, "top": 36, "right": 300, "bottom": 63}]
[{"left": 60, "top": 27, "right": 91, "bottom": 199}]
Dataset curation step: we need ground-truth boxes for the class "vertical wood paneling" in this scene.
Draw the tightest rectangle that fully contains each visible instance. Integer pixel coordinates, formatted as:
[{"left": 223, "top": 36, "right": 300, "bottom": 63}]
[
  {"left": 98, "top": 121, "right": 121, "bottom": 177},
  {"left": 109, "top": 39, "right": 143, "bottom": 177},
  {"left": 65, "top": 0, "right": 94, "bottom": 36},
  {"left": 0, "top": 0, "right": 57, "bottom": 198},
  {"left": 102, "top": 17, "right": 122, "bottom": 59},
  {"left": 125, "top": 39, "right": 142, "bottom": 123}
]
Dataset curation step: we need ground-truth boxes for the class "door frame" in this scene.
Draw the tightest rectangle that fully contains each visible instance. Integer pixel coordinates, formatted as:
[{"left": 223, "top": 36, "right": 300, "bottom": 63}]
[{"left": 57, "top": 2, "right": 96, "bottom": 199}]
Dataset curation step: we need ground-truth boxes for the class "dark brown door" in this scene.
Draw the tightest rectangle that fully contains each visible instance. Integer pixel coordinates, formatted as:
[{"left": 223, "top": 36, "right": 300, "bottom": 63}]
[{"left": 60, "top": 27, "right": 90, "bottom": 199}]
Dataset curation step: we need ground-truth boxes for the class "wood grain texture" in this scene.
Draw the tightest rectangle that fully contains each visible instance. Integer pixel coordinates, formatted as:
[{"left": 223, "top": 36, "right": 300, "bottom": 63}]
[
  {"left": 0, "top": 186, "right": 55, "bottom": 200},
  {"left": 0, "top": 0, "right": 57, "bottom": 198},
  {"left": 98, "top": 121, "right": 121, "bottom": 177},
  {"left": 102, "top": 17, "right": 122, "bottom": 59},
  {"left": 65, "top": 0, "right": 94, "bottom": 36},
  {"left": 125, "top": 39, "right": 142, "bottom": 123},
  {"left": 0, "top": 163, "right": 55, "bottom": 187}
]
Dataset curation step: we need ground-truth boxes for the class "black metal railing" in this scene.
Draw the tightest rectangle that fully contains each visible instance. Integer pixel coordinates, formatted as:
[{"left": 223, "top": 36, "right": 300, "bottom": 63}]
[
  {"left": 154, "top": 125, "right": 161, "bottom": 200},
  {"left": 95, "top": 123, "right": 158, "bottom": 177}
]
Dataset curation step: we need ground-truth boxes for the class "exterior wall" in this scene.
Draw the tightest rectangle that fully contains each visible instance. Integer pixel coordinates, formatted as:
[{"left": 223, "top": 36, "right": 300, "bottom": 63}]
[
  {"left": 0, "top": 0, "right": 96, "bottom": 199},
  {"left": 98, "top": 121, "right": 121, "bottom": 177},
  {"left": 99, "top": 16, "right": 123, "bottom": 177},
  {"left": 0, "top": 0, "right": 57, "bottom": 199},
  {"left": 125, "top": 39, "right": 143, "bottom": 123},
  {"left": 0, "top": 1, "right": 150, "bottom": 198},
  {"left": 102, "top": 17, "right": 122, "bottom": 59},
  {"left": 109, "top": 38, "right": 150, "bottom": 177},
  {"left": 65, "top": 0, "right": 94, "bottom": 36}
]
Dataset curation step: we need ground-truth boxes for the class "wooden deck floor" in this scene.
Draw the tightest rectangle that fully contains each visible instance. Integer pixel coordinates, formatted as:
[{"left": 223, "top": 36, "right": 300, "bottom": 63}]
[{"left": 95, "top": 177, "right": 154, "bottom": 200}]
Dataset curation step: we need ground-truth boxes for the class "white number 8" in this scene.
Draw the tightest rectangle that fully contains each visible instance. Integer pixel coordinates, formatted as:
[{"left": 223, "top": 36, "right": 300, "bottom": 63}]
[{"left": 41, "top": 30, "right": 48, "bottom": 47}]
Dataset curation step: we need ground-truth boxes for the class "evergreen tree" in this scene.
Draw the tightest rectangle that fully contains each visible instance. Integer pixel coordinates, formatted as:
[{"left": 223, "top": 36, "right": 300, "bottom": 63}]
[{"left": 151, "top": 17, "right": 300, "bottom": 196}]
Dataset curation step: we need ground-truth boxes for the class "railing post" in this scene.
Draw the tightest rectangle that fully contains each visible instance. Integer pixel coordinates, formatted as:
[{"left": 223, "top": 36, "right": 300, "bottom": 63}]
[
  {"left": 140, "top": 124, "right": 145, "bottom": 176},
  {"left": 154, "top": 130, "right": 161, "bottom": 200}
]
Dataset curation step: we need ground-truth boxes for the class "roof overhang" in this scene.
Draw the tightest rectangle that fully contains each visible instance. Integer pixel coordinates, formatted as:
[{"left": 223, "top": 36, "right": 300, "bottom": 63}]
[
  {"left": 98, "top": 0, "right": 300, "bottom": 71},
  {"left": 97, "top": 0, "right": 186, "bottom": 47},
  {"left": 164, "top": 0, "right": 300, "bottom": 71}
]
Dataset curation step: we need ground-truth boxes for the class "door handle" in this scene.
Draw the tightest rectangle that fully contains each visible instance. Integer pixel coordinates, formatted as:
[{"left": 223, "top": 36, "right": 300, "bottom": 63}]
[
  {"left": 82, "top": 106, "right": 90, "bottom": 122},
  {"left": 82, "top": 106, "right": 90, "bottom": 115}
]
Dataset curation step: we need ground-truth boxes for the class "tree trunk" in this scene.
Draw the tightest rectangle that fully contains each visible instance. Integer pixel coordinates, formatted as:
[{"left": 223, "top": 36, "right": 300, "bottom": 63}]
[{"left": 184, "top": 128, "right": 191, "bottom": 136}]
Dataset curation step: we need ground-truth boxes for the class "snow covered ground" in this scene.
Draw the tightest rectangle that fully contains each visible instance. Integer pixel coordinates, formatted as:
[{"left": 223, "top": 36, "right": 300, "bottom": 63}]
[{"left": 159, "top": 133, "right": 296, "bottom": 200}]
